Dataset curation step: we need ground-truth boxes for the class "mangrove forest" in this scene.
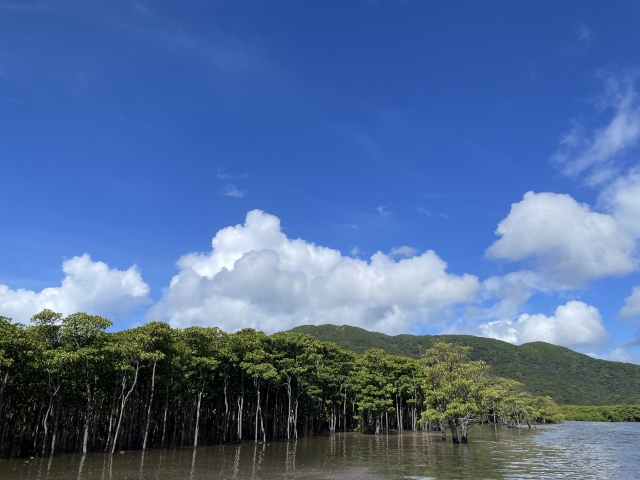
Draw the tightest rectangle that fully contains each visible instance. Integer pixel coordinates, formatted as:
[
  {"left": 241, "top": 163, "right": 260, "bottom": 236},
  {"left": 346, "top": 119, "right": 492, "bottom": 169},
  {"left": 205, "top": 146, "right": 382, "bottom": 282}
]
[{"left": 0, "top": 310, "right": 564, "bottom": 458}]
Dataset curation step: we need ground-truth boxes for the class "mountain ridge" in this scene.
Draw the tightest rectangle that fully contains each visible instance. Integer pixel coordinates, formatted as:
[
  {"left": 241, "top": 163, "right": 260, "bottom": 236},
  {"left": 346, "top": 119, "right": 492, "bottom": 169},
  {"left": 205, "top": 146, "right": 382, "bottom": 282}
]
[{"left": 289, "top": 324, "right": 640, "bottom": 406}]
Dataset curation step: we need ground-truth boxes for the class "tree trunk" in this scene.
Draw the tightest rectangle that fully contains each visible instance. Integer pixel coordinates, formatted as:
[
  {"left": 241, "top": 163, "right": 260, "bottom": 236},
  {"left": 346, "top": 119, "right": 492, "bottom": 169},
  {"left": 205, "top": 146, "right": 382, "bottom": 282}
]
[
  {"left": 104, "top": 381, "right": 119, "bottom": 452},
  {"left": 449, "top": 419, "right": 460, "bottom": 444},
  {"left": 49, "top": 390, "right": 63, "bottom": 457},
  {"left": 286, "top": 376, "right": 292, "bottom": 440},
  {"left": 111, "top": 365, "right": 140, "bottom": 454},
  {"left": 223, "top": 376, "right": 229, "bottom": 443},
  {"left": 193, "top": 375, "right": 204, "bottom": 449},
  {"left": 41, "top": 397, "right": 53, "bottom": 456},
  {"left": 254, "top": 379, "right": 260, "bottom": 443},
  {"left": 343, "top": 390, "right": 347, "bottom": 433},
  {"left": 460, "top": 419, "right": 469, "bottom": 443},
  {"left": 142, "top": 359, "right": 157, "bottom": 451},
  {"left": 0, "top": 371, "right": 8, "bottom": 427},
  {"left": 161, "top": 378, "right": 170, "bottom": 449},
  {"left": 440, "top": 420, "right": 446, "bottom": 441},
  {"left": 82, "top": 378, "right": 92, "bottom": 453},
  {"left": 237, "top": 391, "right": 244, "bottom": 442}
]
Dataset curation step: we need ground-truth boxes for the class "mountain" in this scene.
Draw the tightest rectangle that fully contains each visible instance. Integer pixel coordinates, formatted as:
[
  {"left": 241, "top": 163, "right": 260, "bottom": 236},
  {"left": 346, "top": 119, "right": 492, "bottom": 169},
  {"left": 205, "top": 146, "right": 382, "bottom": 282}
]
[{"left": 290, "top": 324, "right": 640, "bottom": 406}]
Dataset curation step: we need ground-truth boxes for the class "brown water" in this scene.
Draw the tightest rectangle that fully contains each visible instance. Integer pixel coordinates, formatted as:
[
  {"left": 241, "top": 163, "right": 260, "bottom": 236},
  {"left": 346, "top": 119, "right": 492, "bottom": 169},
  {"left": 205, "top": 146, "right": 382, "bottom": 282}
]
[{"left": 2, "top": 422, "right": 639, "bottom": 479}]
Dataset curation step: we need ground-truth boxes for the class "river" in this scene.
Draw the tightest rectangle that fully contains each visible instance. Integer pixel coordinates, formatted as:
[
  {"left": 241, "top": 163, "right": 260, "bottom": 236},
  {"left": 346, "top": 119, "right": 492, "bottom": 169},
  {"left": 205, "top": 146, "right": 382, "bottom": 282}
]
[{"left": 2, "top": 422, "right": 639, "bottom": 479}]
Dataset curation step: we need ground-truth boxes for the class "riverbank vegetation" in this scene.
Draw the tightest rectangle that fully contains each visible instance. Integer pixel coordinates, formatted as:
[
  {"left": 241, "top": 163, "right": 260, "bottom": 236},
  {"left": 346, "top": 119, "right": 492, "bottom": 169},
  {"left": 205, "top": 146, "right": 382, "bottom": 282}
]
[
  {"left": 0, "top": 311, "right": 563, "bottom": 457},
  {"left": 292, "top": 325, "right": 640, "bottom": 405},
  {"left": 561, "top": 404, "right": 640, "bottom": 422}
]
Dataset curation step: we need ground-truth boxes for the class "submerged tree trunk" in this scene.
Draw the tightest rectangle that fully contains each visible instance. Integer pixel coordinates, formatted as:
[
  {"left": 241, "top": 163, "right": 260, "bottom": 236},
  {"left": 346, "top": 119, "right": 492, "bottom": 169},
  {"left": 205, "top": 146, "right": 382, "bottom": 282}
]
[
  {"left": 460, "top": 418, "right": 469, "bottom": 443},
  {"left": 449, "top": 419, "right": 460, "bottom": 444},
  {"left": 82, "top": 378, "right": 92, "bottom": 454}
]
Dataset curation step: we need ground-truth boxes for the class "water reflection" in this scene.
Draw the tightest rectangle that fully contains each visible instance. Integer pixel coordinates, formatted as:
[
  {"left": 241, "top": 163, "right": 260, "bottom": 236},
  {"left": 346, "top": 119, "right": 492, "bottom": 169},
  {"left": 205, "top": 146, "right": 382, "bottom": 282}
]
[{"left": 1, "top": 423, "right": 639, "bottom": 479}]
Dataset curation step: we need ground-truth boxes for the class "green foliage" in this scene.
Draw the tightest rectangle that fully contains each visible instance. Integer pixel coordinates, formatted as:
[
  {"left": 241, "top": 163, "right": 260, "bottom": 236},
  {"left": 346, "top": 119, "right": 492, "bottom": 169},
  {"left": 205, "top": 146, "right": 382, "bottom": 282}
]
[
  {"left": 292, "top": 324, "right": 640, "bottom": 405},
  {"left": 420, "top": 343, "right": 491, "bottom": 442},
  {"left": 0, "top": 312, "right": 568, "bottom": 457},
  {"left": 561, "top": 404, "right": 640, "bottom": 422}
]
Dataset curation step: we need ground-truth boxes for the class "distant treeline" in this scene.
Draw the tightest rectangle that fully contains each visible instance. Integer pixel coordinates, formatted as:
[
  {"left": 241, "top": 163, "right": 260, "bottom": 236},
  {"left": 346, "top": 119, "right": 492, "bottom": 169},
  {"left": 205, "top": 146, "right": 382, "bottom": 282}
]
[
  {"left": 0, "top": 310, "right": 563, "bottom": 458},
  {"left": 562, "top": 405, "right": 640, "bottom": 422}
]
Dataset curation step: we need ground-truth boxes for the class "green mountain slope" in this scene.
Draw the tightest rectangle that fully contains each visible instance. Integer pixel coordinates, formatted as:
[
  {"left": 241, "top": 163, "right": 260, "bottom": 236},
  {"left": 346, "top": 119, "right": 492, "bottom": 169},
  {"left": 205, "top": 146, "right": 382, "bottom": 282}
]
[{"left": 290, "top": 324, "right": 640, "bottom": 406}]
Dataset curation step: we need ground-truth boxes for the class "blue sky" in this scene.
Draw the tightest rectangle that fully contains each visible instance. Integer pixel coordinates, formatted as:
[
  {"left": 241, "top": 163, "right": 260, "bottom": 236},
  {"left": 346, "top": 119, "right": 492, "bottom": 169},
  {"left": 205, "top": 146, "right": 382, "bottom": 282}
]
[{"left": 3, "top": 0, "right": 640, "bottom": 361}]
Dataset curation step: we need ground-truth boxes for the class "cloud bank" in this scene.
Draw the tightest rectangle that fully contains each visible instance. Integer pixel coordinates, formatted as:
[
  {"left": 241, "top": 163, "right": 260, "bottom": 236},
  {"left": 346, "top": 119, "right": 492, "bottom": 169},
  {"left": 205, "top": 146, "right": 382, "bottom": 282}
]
[
  {"left": 485, "top": 191, "right": 637, "bottom": 286},
  {"left": 0, "top": 254, "right": 150, "bottom": 323},
  {"left": 148, "top": 210, "right": 479, "bottom": 333},
  {"left": 478, "top": 300, "right": 607, "bottom": 348}
]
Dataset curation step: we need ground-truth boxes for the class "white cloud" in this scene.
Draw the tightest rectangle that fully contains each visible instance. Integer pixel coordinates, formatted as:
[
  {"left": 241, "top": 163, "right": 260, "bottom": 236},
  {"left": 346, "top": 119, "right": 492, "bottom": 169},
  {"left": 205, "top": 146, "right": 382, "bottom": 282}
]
[
  {"left": 601, "top": 347, "right": 635, "bottom": 363},
  {"left": 599, "top": 167, "right": 640, "bottom": 237},
  {"left": 551, "top": 72, "right": 640, "bottom": 184},
  {"left": 478, "top": 300, "right": 607, "bottom": 348},
  {"left": 479, "top": 270, "right": 552, "bottom": 320},
  {"left": 389, "top": 246, "right": 417, "bottom": 258},
  {"left": 621, "top": 286, "right": 640, "bottom": 318},
  {"left": 149, "top": 210, "right": 479, "bottom": 333},
  {"left": 221, "top": 185, "right": 246, "bottom": 198},
  {"left": 0, "top": 254, "right": 150, "bottom": 323},
  {"left": 485, "top": 191, "right": 637, "bottom": 285}
]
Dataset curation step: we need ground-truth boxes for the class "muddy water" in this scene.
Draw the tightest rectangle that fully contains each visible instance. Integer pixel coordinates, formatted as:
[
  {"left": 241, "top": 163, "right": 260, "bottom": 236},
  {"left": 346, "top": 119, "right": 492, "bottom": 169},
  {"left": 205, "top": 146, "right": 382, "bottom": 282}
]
[{"left": 2, "top": 422, "right": 639, "bottom": 479}]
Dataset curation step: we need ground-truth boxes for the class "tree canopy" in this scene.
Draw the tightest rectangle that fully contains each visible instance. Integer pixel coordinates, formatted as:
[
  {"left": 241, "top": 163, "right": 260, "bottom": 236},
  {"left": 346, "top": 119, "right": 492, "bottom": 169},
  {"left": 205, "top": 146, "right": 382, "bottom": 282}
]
[{"left": 0, "top": 311, "right": 563, "bottom": 458}]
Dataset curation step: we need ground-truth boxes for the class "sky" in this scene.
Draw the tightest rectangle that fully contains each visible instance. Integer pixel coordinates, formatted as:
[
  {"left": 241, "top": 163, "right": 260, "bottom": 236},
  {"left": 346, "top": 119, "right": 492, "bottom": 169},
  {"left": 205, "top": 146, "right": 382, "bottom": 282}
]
[{"left": 2, "top": 0, "right": 640, "bottom": 362}]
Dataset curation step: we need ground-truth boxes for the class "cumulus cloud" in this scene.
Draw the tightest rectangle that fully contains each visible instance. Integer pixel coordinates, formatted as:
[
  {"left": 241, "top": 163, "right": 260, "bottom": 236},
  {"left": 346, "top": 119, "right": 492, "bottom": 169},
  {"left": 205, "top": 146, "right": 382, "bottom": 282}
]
[
  {"left": 478, "top": 270, "right": 553, "bottom": 320},
  {"left": 485, "top": 191, "right": 637, "bottom": 286},
  {"left": 149, "top": 210, "right": 479, "bottom": 333},
  {"left": 478, "top": 300, "right": 607, "bottom": 348},
  {"left": 551, "top": 72, "right": 640, "bottom": 184},
  {"left": 621, "top": 286, "right": 640, "bottom": 318},
  {"left": 0, "top": 254, "right": 150, "bottom": 323},
  {"left": 599, "top": 167, "right": 640, "bottom": 238}
]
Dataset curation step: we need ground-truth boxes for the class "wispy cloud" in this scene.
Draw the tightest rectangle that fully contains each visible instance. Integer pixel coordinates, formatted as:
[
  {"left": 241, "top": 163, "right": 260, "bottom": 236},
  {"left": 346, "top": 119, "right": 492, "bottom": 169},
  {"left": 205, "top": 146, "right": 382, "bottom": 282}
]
[
  {"left": 377, "top": 205, "right": 392, "bottom": 216},
  {"left": 574, "top": 21, "right": 592, "bottom": 51},
  {"left": 217, "top": 169, "right": 249, "bottom": 180},
  {"left": 221, "top": 184, "right": 246, "bottom": 198},
  {"left": 551, "top": 70, "right": 640, "bottom": 185},
  {"left": 416, "top": 205, "right": 449, "bottom": 219}
]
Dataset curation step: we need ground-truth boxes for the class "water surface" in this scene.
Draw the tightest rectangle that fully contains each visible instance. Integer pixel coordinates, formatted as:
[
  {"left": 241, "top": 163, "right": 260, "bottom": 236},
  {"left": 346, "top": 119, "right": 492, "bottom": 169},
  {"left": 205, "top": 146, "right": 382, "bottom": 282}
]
[{"left": 2, "top": 422, "right": 639, "bottom": 479}]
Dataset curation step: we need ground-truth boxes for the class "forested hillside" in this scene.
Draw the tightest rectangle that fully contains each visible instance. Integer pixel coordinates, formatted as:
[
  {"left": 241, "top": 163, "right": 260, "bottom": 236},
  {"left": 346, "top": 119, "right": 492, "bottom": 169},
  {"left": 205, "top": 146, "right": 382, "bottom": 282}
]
[{"left": 291, "top": 324, "right": 640, "bottom": 406}]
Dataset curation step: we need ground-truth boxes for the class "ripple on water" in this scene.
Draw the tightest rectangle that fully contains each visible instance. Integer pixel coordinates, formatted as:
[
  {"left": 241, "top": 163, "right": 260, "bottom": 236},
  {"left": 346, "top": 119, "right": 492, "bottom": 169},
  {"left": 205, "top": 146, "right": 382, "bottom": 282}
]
[{"left": 0, "top": 422, "right": 638, "bottom": 479}]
